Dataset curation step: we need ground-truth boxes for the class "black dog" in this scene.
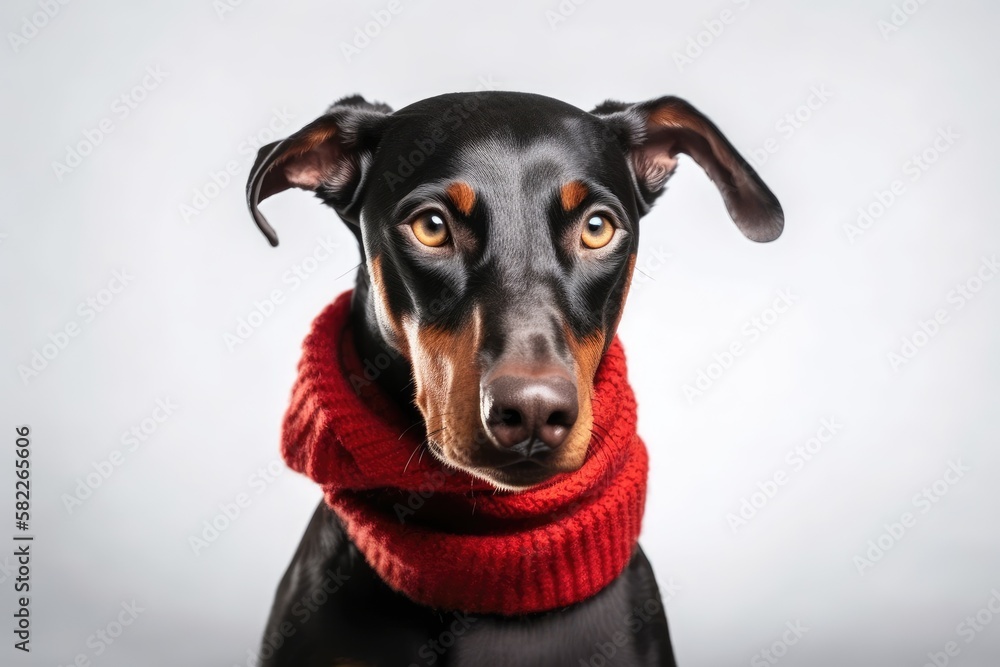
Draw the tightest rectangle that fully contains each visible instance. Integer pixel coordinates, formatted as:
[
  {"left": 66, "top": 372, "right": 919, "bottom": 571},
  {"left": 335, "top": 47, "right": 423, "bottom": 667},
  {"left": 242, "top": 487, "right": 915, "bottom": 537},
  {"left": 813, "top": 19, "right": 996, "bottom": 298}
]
[{"left": 246, "top": 91, "right": 782, "bottom": 666}]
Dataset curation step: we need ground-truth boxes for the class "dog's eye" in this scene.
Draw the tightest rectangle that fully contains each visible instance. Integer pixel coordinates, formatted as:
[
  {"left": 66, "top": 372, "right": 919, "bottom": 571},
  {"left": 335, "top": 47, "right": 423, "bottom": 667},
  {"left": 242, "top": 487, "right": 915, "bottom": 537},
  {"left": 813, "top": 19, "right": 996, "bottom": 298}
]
[
  {"left": 411, "top": 212, "right": 450, "bottom": 247},
  {"left": 581, "top": 215, "right": 615, "bottom": 249}
]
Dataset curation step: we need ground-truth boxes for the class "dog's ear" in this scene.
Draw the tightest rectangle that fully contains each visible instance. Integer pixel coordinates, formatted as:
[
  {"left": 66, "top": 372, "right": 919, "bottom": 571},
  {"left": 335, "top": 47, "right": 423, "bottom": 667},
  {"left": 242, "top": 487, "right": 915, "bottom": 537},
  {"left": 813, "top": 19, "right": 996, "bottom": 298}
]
[
  {"left": 592, "top": 96, "right": 783, "bottom": 242},
  {"left": 246, "top": 96, "right": 392, "bottom": 246}
]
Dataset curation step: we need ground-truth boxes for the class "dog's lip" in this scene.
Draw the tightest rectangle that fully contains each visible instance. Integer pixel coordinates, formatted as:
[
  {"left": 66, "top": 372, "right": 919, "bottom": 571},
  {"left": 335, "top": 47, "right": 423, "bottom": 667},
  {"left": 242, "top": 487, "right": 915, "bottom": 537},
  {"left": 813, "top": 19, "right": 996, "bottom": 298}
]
[
  {"left": 487, "top": 460, "right": 559, "bottom": 489},
  {"left": 424, "top": 435, "right": 561, "bottom": 490},
  {"left": 496, "top": 457, "right": 548, "bottom": 470}
]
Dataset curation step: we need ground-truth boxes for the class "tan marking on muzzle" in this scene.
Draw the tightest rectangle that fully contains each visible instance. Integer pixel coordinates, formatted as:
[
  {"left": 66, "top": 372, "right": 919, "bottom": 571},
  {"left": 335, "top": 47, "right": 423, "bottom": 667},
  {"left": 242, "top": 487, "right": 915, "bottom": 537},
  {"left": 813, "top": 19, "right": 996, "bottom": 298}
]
[
  {"left": 403, "top": 307, "right": 484, "bottom": 465},
  {"left": 559, "top": 329, "right": 607, "bottom": 471},
  {"left": 368, "top": 256, "right": 408, "bottom": 357}
]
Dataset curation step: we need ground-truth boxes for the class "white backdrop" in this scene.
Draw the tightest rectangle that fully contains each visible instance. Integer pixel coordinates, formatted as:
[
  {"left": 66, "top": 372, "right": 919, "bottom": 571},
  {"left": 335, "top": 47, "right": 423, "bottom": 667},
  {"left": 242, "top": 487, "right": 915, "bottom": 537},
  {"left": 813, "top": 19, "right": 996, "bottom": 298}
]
[{"left": 3, "top": 0, "right": 999, "bottom": 665}]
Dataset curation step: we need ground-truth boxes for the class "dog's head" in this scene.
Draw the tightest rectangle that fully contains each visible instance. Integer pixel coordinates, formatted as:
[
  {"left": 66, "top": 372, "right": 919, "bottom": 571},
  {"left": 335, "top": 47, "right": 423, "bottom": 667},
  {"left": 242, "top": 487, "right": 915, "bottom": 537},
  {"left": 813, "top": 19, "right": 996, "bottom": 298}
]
[{"left": 247, "top": 92, "right": 782, "bottom": 490}]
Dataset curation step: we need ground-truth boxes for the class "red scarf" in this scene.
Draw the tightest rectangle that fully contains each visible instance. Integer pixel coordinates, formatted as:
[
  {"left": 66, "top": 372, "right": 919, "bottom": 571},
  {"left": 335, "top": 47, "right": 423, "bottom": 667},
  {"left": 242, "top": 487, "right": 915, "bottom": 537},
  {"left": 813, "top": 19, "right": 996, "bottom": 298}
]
[{"left": 282, "top": 292, "right": 648, "bottom": 615}]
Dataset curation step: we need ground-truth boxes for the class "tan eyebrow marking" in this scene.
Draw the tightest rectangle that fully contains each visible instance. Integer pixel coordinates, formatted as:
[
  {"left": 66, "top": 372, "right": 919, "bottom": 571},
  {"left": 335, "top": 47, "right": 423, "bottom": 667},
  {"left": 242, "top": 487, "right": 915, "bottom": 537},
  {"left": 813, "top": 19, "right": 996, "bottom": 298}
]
[
  {"left": 446, "top": 181, "right": 476, "bottom": 216},
  {"left": 560, "top": 181, "right": 588, "bottom": 211}
]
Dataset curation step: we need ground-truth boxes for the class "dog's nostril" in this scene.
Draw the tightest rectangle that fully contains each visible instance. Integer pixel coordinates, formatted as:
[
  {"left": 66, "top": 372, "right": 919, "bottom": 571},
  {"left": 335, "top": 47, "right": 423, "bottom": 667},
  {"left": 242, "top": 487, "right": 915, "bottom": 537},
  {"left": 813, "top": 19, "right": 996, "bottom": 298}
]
[
  {"left": 546, "top": 411, "right": 572, "bottom": 427},
  {"left": 499, "top": 409, "right": 522, "bottom": 427}
]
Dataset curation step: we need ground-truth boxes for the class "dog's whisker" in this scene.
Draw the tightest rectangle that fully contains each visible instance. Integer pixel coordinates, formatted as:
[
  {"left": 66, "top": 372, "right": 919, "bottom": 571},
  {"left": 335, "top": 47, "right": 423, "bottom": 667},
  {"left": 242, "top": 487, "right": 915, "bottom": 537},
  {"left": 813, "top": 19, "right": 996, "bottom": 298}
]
[
  {"left": 397, "top": 420, "right": 425, "bottom": 440},
  {"left": 334, "top": 262, "right": 363, "bottom": 281},
  {"left": 591, "top": 422, "right": 611, "bottom": 437},
  {"left": 421, "top": 426, "right": 447, "bottom": 443},
  {"left": 398, "top": 413, "right": 456, "bottom": 441},
  {"left": 403, "top": 426, "right": 448, "bottom": 473},
  {"left": 417, "top": 427, "right": 447, "bottom": 465},
  {"left": 403, "top": 442, "right": 424, "bottom": 473}
]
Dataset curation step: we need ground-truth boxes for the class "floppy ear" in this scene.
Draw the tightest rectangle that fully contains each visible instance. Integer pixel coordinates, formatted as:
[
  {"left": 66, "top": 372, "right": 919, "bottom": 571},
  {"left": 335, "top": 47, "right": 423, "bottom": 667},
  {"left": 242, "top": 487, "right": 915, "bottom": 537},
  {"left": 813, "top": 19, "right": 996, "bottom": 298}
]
[
  {"left": 246, "top": 96, "right": 391, "bottom": 246},
  {"left": 593, "top": 96, "right": 784, "bottom": 242}
]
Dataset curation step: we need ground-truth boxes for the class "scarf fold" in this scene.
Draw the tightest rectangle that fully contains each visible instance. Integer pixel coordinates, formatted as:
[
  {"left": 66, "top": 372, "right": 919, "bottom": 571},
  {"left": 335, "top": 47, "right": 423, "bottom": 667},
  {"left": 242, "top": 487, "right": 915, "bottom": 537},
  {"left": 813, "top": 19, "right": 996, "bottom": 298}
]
[{"left": 282, "top": 291, "right": 648, "bottom": 615}]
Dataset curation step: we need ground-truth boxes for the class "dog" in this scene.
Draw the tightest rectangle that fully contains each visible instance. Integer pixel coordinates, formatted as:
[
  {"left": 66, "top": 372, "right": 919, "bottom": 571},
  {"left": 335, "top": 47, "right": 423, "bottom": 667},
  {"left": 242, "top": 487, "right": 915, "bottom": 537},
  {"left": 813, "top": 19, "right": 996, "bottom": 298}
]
[{"left": 245, "top": 91, "right": 783, "bottom": 666}]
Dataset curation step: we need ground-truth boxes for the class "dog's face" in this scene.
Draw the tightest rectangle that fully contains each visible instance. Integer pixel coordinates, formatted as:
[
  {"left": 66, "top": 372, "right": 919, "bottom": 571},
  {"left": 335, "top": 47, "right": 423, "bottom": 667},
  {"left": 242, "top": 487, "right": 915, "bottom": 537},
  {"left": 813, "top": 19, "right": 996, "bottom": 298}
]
[{"left": 248, "top": 92, "right": 782, "bottom": 490}]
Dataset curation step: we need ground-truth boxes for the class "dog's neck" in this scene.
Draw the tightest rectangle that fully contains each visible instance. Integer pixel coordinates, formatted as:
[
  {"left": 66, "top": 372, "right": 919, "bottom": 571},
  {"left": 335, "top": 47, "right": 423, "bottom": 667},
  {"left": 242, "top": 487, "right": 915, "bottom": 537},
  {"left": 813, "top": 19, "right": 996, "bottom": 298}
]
[
  {"left": 280, "top": 290, "right": 649, "bottom": 615},
  {"left": 348, "top": 267, "right": 420, "bottom": 415}
]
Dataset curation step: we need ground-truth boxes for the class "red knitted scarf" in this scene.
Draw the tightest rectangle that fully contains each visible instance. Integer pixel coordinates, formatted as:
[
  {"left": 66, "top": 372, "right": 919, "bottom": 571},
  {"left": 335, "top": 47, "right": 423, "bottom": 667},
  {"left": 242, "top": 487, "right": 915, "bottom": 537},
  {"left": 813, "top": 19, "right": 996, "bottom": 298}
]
[{"left": 281, "top": 291, "right": 648, "bottom": 615}]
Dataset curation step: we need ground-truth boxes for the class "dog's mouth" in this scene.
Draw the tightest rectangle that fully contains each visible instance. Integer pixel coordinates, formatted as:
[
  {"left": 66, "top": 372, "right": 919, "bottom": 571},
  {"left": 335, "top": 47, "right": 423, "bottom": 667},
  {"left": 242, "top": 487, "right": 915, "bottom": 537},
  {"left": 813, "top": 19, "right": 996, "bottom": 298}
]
[
  {"left": 424, "top": 433, "right": 581, "bottom": 492},
  {"left": 488, "top": 460, "right": 559, "bottom": 490},
  {"left": 454, "top": 459, "right": 561, "bottom": 492}
]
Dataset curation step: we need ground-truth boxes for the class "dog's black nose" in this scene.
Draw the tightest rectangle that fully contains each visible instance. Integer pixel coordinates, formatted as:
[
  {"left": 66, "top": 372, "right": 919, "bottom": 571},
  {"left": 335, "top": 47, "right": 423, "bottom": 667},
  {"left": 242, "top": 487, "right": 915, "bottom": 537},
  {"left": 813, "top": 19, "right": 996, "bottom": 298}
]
[{"left": 483, "top": 373, "right": 579, "bottom": 457}]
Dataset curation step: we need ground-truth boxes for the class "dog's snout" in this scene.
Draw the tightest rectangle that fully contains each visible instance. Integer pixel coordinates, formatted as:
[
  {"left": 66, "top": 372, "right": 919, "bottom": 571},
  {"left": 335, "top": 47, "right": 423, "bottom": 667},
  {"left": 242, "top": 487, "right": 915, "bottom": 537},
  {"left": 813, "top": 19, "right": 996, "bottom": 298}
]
[{"left": 483, "top": 372, "right": 579, "bottom": 457}]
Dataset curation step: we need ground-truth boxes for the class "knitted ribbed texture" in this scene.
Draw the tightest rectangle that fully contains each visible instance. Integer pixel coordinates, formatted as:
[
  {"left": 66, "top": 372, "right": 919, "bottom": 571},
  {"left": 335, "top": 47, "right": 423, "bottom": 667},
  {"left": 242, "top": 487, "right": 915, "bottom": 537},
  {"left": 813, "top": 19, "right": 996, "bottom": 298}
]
[{"left": 281, "top": 291, "right": 648, "bottom": 615}]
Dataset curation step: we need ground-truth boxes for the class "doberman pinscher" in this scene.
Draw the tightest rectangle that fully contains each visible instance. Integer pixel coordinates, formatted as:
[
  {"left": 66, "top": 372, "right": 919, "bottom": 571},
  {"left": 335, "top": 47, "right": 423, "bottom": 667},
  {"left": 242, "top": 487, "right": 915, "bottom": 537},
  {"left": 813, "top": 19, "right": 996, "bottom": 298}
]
[{"left": 245, "top": 91, "right": 783, "bottom": 666}]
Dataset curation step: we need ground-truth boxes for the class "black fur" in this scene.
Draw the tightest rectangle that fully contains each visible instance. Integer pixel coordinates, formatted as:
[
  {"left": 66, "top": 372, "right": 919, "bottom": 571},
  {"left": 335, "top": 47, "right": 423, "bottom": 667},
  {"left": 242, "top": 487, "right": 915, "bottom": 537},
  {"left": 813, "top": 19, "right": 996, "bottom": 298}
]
[{"left": 259, "top": 504, "right": 676, "bottom": 666}]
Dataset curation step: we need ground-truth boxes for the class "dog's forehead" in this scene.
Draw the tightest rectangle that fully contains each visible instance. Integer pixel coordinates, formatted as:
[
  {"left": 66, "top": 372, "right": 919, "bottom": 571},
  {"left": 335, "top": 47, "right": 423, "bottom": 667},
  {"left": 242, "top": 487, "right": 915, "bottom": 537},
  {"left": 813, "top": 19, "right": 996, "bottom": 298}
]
[
  {"left": 452, "top": 135, "right": 587, "bottom": 200},
  {"left": 365, "top": 94, "right": 633, "bottom": 232}
]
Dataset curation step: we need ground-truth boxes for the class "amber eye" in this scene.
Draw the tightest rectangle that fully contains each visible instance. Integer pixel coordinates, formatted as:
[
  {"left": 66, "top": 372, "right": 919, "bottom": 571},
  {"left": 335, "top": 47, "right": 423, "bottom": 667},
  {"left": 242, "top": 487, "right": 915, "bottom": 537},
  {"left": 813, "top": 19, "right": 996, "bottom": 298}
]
[
  {"left": 581, "top": 215, "right": 615, "bottom": 249},
  {"left": 411, "top": 212, "right": 450, "bottom": 247}
]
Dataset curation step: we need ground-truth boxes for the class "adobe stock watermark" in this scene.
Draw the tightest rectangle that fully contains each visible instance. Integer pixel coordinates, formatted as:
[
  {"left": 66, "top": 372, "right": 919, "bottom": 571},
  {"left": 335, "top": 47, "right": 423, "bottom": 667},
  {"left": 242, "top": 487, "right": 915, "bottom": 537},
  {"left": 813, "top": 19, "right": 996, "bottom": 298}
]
[
  {"left": 853, "top": 459, "right": 970, "bottom": 575},
  {"left": 340, "top": 0, "right": 408, "bottom": 63},
  {"left": 406, "top": 612, "right": 478, "bottom": 667},
  {"left": 842, "top": 126, "right": 958, "bottom": 244},
  {"left": 378, "top": 77, "right": 498, "bottom": 192},
  {"left": 471, "top": 74, "right": 501, "bottom": 93},
  {"left": 56, "top": 600, "right": 144, "bottom": 667},
  {"left": 381, "top": 93, "right": 489, "bottom": 192},
  {"left": 7, "top": 0, "right": 72, "bottom": 53},
  {"left": 545, "top": 0, "right": 591, "bottom": 30},
  {"left": 213, "top": 0, "right": 248, "bottom": 20},
  {"left": 727, "top": 417, "right": 843, "bottom": 533},
  {"left": 17, "top": 269, "right": 135, "bottom": 385},
  {"left": 187, "top": 459, "right": 285, "bottom": 556},
  {"left": 628, "top": 246, "right": 672, "bottom": 294},
  {"left": 578, "top": 581, "right": 680, "bottom": 667},
  {"left": 61, "top": 398, "right": 179, "bottom": 514},
  {"left": 673, "top": 0, "right": 754, "bottom": 72},
  {"left": 887, "top": 254, "right": 998, "bottom": 371},
  {"left": 393, "top": 467, "right": 462, "bottom": 523},
  {"left": 236, "top": 567, "right": 352, "bottom": 667},
  {"left": 682, "top": 289, "right": 797, "bottom": 403},
  {"left": 920, "top": 588, "right": 1000, "bottom": 667},
  {"left": 52, "top": 66, "right": 169, "bottom": 182},
  {"left": 747, "top": 85, "right": 833, "bottom": 169},
  {"left": 0, "top": 556, "right": 15, "bottom": 585},
  {"left": 223, "top": 235, "right": 340, "bottom": 351},
  {"left": 877, "top": 0, "right": 933, "bottom": 40},
  {"left": 179, "top": 107, "right": 294, "bottom": 224},
  {"left": 750, "top": 621, "right": 809, "bottom": 667}
]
